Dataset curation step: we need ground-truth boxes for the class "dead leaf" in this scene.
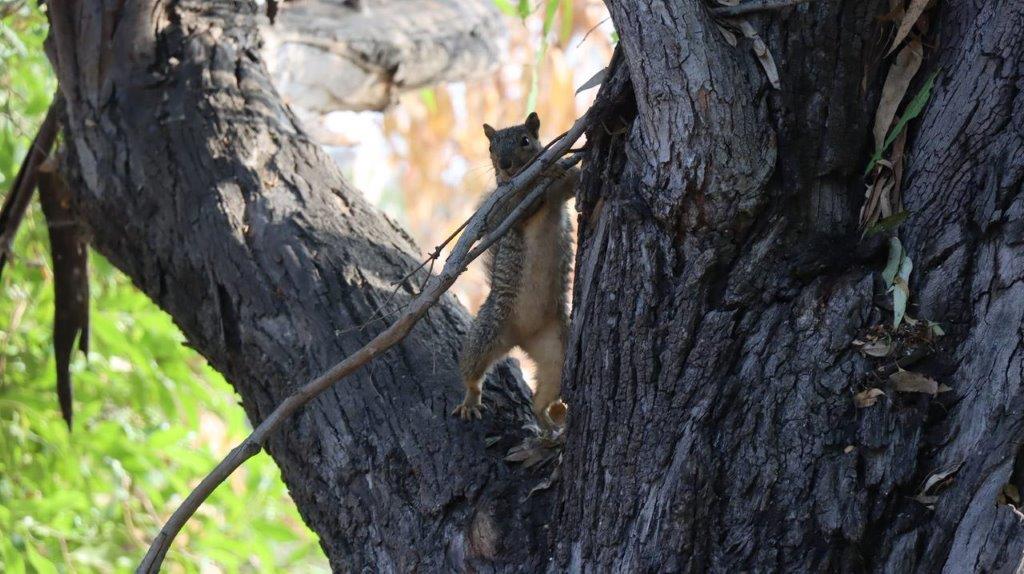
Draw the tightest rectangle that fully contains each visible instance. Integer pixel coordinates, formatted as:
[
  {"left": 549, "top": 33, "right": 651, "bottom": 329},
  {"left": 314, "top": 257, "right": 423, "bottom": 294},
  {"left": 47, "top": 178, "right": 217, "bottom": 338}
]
[
  {"left": 576, "top": 67, "right": 607, "bottom": 95},
  {"left": 998, "top": 484, "right": 1021, "bottom": 507},
  {"left": 526, "top": 466, "right": 561, "bottom": 499},
  {"left": 912, "top": 462, "right": 962, "bottom": 507},
  {"left": 522, "top": 448, "right": 557, "bottom": 469},
  {"left": 855, "top": 338, "right": 895, "bottom": 358},
  {"left": 844, "top": 445, "right": 857, "bottom": 454},
  {"left": 913, "top": 493, "right": 938, "bottom": 508},
  {"left": 874, "top": 40, "right": 923, "bottom": 151},
  {"left": 505, "top": 448, "right": 533, "bottom": 463},
  {"left": 738, "top": 21, "right": 781, "bottom": 90},
  {"left": 854, "top": 388, "right": 885, "bottom": 408},
  {"left": 890, "top": 369, "right": 938, "bottom": 395},
  {"left": 716, "top": 24, "right": 738, "bottom": 47},
  {"left": 888, "top": 0, "right": 931, "bottom": 55},
  {"left": 859, "top": 172, "right": 895, "bottom": 229},
  {"left": 918, "top": 461, "right": 963, "bottom": 495}
]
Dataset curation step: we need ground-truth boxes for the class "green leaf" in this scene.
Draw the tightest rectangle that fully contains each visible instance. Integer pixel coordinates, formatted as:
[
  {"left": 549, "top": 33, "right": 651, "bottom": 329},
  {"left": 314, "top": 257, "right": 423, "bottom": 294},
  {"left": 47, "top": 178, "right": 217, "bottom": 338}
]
[
  {"left": 559, "top": 0, "right": 573, "bottom": 44},
  {"left": 893, "top": 253, "right": 913, "bottom": 328},
  {"left": 863, "top": 210, "right": 909, "bottom": 237},
  {"left": 517, "top": 0, "right": 530, "bottom": 19},
  {"left": 419, "top": 88, "right": 437, "bottom": 114},
  {"left": 881, "top": 237, "right": 914, "bottom": 329},
  {"left": 491, "top": 0, "right": 519, "bottom": 16},
  {"left": 882, "top": 237, "right": 903, "bottom": 287},
  {"left": 866, "top": 72, "right": 937, "bottom": 175},
  {"left": 543, "top": 0, "right": 559, "bottom": 36},
  {"left": 24, "top": 544, "right": 59, "bottom": 574}
]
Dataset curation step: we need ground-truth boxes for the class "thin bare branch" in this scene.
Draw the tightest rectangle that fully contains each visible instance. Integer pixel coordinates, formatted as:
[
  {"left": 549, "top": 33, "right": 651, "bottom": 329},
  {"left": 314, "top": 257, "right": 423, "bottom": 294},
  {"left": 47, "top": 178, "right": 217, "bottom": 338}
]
[{"left": 136, "top": 112, "right": 592, "bottom": 574}]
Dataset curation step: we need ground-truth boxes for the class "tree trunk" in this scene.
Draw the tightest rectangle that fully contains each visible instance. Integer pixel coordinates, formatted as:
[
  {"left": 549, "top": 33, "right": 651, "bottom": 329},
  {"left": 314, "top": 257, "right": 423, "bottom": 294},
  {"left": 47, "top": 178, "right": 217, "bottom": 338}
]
[
  {"left": 555, "top": 0, "right": 1024, "bottom": 572},
  {"left": 42, "top": 0, "right": 1024, "bottom": 571},
  {"left": 45, "top": 0, "right": 547, "bottom": 570}
]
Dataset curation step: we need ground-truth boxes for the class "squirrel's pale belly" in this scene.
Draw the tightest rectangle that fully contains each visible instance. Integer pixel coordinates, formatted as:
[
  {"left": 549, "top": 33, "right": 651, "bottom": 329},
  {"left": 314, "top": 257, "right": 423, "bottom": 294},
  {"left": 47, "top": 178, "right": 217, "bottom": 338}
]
[{"left": 509, "top": 204, "right": 570, "bottom": 341}]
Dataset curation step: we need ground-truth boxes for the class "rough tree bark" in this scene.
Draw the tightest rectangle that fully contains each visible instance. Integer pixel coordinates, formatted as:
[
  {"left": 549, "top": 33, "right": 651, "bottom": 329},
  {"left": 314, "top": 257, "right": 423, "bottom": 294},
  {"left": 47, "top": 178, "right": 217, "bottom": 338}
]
[
  {"left": 556, "top": 0, "right": 1024, "bottom": 572},
  {"left": 40, "top": 0, "right": 1023, "bottom": 571},
  {"left": 45, "top": 0, "right": 545, "bottom": 570}
]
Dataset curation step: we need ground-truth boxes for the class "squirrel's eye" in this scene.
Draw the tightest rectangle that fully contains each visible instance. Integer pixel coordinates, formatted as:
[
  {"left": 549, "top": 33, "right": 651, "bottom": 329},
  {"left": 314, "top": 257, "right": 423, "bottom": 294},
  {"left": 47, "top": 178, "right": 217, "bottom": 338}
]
[{"left": 521, "top": 136, "right": 531, "bottom": 147}]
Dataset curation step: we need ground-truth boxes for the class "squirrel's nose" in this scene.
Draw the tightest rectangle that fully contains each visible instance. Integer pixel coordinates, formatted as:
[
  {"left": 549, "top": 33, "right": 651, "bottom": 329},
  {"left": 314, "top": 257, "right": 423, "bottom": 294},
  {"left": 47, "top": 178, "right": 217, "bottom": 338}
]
[{"left": 499, "top": 159, "right": 512, "bottom": 171}]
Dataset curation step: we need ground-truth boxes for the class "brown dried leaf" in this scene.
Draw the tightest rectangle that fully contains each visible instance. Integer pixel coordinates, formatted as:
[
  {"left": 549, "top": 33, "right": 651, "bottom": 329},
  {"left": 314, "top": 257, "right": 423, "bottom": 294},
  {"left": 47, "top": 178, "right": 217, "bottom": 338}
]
[
  {"left": 527, "top": 467, "right": 560, "bottom": 499},
  {"left": 874, "top": 40, "right": 923, "bottom": 151},
  {"left": 522, "top": 448, "right": 557, "bottom": 469},
  {"left": 918, "top": 461, "right": 963, "bottom": 495},
  {"left": 504, "top": 448, "right": 533, "bottom": 463},
  {"left": 998, "top": 484, "right": 1021, "bottom": 507},
  {"left": 888, "top": 0, "right": 931, "bottom": 55},
  {"left": 913, "top": 494, "right": 938, "bottom": 508},
  {"left": 890, "top": 369, "right": 938, "bottom": 395},
  {"left": 857, "top": 338, "right": 895, "bottom": 358},
  {"left": 859, "top": 172, "right": 895, "bottom": 229},
  {"left": 854, "top": 388, "right": 885, "bottom": 408},
  {"left": 738, "top": 21, "right": 781, "bottom": 90},
  {"left": 716, "top": 24, "right": 739, "bottom": 47}
]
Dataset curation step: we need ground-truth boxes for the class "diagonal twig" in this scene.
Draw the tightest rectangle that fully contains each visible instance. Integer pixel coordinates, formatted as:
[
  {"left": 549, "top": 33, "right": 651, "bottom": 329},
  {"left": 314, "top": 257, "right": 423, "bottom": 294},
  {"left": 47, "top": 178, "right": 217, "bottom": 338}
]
[{"left": 136, "top": 111, "right": 593, "bottom": 574}]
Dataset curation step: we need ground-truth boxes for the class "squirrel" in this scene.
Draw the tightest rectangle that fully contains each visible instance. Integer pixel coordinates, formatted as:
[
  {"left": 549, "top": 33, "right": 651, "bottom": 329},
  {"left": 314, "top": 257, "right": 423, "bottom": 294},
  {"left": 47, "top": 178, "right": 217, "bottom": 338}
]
[{"left": 451, "top": 112, "right": 577, "bottom": 430}]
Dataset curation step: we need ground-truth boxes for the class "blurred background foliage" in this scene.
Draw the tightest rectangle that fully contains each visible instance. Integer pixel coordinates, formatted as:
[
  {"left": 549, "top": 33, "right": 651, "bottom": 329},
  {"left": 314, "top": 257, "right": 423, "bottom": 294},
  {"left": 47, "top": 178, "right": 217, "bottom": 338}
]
[
  {"left": 0, "top": 0, "right": 612, "bottom": 571},
  {"left": 0, "top": 3, "right": 329, "bottom": 572}
]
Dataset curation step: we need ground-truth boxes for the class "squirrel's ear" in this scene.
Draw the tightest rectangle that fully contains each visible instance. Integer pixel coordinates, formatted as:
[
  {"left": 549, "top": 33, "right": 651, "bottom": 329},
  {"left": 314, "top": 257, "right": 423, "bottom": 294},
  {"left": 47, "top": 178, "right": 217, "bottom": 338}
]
[
  {"left": 525, "top": 112, "right": 540, "bottom": 138},
  {"left": 483, "top": 123, "right": 496, "bottom": 140}
]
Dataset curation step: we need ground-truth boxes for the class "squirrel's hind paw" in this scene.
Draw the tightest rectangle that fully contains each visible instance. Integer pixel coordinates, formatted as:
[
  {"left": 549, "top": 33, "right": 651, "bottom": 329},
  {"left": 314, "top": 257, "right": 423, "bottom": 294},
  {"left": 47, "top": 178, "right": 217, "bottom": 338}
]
[{"left": 452, "top": 396, "right": 486, "bottom": 421}]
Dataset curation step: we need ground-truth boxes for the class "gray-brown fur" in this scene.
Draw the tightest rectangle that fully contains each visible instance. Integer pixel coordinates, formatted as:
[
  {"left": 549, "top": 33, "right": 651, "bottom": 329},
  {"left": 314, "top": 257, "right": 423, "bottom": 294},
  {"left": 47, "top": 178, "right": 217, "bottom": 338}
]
[{"left": 452, "top": 113, "right": 576, "bottom": 429}]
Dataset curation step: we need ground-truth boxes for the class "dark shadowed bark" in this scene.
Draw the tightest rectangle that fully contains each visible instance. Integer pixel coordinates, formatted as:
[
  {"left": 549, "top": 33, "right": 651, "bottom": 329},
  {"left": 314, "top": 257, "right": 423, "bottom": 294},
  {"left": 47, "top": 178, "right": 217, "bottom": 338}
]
[
  {"left": 555, "top": 0, "right": 1023, "bottom": 572},
  {"left": 39, "top": 0, "right": 1023, "bottom": 570}
]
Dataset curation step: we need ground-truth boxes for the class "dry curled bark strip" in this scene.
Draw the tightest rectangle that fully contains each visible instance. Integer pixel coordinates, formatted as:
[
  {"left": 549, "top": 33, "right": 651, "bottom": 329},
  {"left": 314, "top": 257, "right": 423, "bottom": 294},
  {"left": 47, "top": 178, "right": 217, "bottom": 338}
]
[{"left": 37, "top": 167, "right": 90, "bottom": 430}]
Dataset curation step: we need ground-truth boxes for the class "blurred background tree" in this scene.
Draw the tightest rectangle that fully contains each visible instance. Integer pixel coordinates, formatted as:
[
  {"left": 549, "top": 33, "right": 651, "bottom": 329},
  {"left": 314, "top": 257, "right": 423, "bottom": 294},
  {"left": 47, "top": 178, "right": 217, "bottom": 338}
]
[{"left": 0, "top": 0, "right": 611, "bottom": 571}]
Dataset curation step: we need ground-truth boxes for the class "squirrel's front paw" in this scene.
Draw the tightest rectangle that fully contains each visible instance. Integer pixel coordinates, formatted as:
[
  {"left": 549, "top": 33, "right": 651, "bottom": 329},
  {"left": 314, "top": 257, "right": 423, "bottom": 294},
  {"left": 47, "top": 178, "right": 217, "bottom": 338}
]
[{"left": 452, "top": 393, "right": 486, "bottom": 421}]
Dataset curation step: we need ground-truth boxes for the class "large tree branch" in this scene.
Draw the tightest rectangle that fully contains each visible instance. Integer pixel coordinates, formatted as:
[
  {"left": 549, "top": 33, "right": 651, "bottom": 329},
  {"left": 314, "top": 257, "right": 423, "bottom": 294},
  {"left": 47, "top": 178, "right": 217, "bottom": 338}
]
[
  {"left": 43, "top": 0, "right": 552, "bottom": 569},
  {"left": 139, "top": 128, "right": 588, "bottom": 572},
  {"left": 263, "top": 0, "right": 505, "bottom": 112}
]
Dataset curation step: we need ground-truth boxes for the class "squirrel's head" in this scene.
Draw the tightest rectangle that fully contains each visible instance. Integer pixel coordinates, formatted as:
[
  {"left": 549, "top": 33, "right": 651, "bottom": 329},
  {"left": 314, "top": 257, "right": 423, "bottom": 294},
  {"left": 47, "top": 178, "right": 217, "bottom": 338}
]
[{"left": 483, "top": 112, "right": 542, "bottom": 182}]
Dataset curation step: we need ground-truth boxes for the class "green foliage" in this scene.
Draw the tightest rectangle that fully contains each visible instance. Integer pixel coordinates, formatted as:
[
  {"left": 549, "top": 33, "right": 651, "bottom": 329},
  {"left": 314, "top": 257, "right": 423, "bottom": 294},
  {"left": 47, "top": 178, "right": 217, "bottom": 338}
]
[
  {"left": 523, "top": 0, "right": 573, "bottom": 113},
  {"left": 0, "top": 5, "right": 328, "bottom": 572}
]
